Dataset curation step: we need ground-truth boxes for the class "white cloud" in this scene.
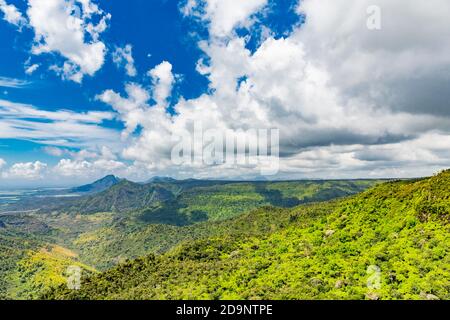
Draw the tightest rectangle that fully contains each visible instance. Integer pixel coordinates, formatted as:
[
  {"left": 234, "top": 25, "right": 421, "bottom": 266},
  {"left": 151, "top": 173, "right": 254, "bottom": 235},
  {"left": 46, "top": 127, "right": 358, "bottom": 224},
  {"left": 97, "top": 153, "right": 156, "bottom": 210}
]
[
  {"left": 43, "top": 146, "right": 69, "bottom": 157},
  {"left": 54, "top": 159, "right": 92, "bottom": 177},
  {"left": 112, "top": 44, "right": 137, "bottom": 77},
  {"left": 2, "top": 161, "right": 47, "bottom": 180},
  {"left": 176, "top": 0, "right": 450, "bottom": 178},
  {"left": 25, "top": 63, "right": 39, "bottom": 75},
  {"left": 76, "top": 0, "right": 101, "bottom": 18},
  {"left": 0, "top": 99, "right": 113, "bottom": 123},
  {"left": 147, "top": 61, "right": 175, "bottom": 107},
  {"left": 0, "top": 77, "right": 30, "bottom": 88},
  {"left": 0, "top": 157, "right": 135, "bottom": 186},
  {"left": 97, "top": 83, "right": 152, "bottom": 138},
  {"left": 95, "top": 0, "right": 450, "bottom": 179},
  {"left": 4, "top": 0, "right": 450, "bottom": 183},
  {"left": 180, "top": 0, "right": 198, "bottom": 17},
  {"left": 54, "top": 158, "right": 125, "bottom": 178},
  {"left": 97, "top": 82, "right": 177, "bottom": 172},
  {"left": 182, "top": 0, "right": 268, "bottom": 37},
  {"left": 295, "top": 0, "right": 450, "bottom": 117},
  {"left": 27, "top": 0, "right": 110, "bottom": 83},
  {"left": 0, "top": 0, "right": 27, "bottom": 28},
  {"left": 0, "top": 99, "right": 120, "bottom": 149}
]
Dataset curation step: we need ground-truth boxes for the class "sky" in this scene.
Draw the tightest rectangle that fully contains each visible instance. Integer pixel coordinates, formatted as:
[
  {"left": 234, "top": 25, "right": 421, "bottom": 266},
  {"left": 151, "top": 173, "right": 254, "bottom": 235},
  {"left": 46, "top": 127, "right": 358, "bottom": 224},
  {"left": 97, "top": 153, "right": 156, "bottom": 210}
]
[{"left": 0, "top": 0, "right": 450, "bottom": 187}]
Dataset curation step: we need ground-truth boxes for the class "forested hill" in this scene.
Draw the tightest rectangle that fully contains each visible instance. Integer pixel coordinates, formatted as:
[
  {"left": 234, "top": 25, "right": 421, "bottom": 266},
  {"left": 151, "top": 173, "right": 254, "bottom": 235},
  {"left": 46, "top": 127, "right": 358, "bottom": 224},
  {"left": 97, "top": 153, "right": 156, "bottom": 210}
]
[
  {"left": 69, "top": 175, "right": 121, "bottom": 194},
  {"left": 3, "top": 178, "right": 377, "bottom": 217},
  {"left": 0, "top": 178, "right": 380, "bottom": 299},
  {"left": 44, "top": 170, "right": 450, "bottom": 300}
]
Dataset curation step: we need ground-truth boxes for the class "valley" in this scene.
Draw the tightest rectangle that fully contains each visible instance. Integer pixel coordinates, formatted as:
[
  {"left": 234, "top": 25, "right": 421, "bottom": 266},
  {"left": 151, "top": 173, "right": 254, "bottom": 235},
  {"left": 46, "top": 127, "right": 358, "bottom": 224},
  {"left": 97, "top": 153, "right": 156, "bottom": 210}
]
[
  {"left": 0, "top": 176, "right": 380, "bottom": 299},
  {"left": 43, "top": 171, "right": 450, "bottom": 300}
]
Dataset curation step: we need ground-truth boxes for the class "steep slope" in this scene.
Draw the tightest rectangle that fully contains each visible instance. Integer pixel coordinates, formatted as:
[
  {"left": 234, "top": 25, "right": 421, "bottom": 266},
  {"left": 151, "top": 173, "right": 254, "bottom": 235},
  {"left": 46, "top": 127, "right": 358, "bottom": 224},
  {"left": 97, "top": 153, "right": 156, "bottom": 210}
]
[
  {"left": 63, "top": 180, "right": 176, "bottom": 214},
  {"left": 0, "top": 228, "right": 91, "bottom": 300},
  {"left": 45, "top": 171, "right": 450, "bottom": 300},
  {"left": 0, "top": 179, "right": 379, "bottom": 287},
  {"left": 174, "top": 180, "right": 377, "bottom": 221},
  {"left": 0, "top": 231, "right": 40, "bottom": 299},
  {"left": 67, "top": 180, "right": 380, "bottom": 269},
  {"left": 0, "top": 214, "right": 59, "bottom": 299},
  {"left": 69, "top": 175, "right": 121, "bottom": 194},
  {"left": 3, "top": 178, "right": 379, "bottom": 217},
  {"left": 0, "top": 179, "right": 379, "bottom": 298},
  {"left": 6, "top": 245, "right": 95, "bottom": 299},
  {"left": 5, "top": 180, "right": 176, "bottom": 215}
]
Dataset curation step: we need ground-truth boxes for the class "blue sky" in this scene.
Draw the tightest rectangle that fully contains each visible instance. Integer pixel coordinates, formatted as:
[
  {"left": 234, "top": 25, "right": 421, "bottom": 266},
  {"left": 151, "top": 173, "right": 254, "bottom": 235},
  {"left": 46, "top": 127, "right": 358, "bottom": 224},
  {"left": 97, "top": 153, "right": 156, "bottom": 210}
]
[
  {"left": 0, "top": 0, "right": 209, "bottom": 163},
  {"left": 1, "top": 0, "right": 450, "bottom": 187},
  {"left": 0, "top": 0, "right": 298, "bottom": 166},
  {"left": 0, "top": 0, "right": 214, "bottom": 184}
]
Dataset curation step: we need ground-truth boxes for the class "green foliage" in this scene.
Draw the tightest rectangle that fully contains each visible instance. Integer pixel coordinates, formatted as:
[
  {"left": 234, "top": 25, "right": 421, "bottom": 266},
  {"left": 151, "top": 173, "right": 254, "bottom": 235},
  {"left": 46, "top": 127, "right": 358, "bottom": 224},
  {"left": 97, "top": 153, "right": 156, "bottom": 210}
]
[
  {"left": 139, "top": 180, "right": 378, "bottom": 222},
  {"left": 43, "top": 179, "right": 376, "bottom": 270},
  {"left": 0, "top": 231, "right": 39, "bottom": 299},
  {"left": 42, "top": 171, "right": 450, "bottom": 300},
  {"left": 6, "top": 179, "right": 378, "bottom": 219},
  {"left": 6, "top": 175, "right": 448, "bottom": 300},
  {"left": 1, "top": 179, "right": 375, "bottom": 299},
  {"left": 7, "top": 245, "right": 95, "bottom": 299}
]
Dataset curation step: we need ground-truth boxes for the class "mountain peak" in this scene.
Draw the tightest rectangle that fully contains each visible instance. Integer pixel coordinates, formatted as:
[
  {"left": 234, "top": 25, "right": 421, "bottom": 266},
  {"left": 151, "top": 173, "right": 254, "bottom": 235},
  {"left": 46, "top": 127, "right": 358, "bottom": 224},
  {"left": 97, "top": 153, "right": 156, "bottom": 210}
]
[
  {"left": 70, "top": 175, "right": 121, "bottom": 194},
  {"left": 146, "top": 176, "right": 177, "bottom": 183},
  {"left": 98, "top": 175, "right": 120, "bottom": 182}
]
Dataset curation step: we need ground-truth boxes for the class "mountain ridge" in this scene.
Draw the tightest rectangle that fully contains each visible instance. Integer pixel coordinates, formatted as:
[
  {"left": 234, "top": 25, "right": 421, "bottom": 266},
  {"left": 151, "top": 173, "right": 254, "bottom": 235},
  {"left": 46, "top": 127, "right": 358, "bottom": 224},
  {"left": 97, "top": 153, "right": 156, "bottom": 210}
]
[
  {"left": 42, "top": 170, "right": 450, "bottom": 300},
  {"left": 69, "top": 175, "right": 121, "bottom": 194}
]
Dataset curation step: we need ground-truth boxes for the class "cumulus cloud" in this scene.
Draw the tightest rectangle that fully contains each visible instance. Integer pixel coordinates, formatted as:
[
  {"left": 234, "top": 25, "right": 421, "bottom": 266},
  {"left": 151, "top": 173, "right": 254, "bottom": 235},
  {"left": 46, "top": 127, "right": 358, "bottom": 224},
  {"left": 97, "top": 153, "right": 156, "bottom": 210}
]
[
  {"left": 0, "top": 0, "right": 27, "bottom": 28},
  {"left": 25, "top": 63, "right": 39, "bottom": 75},
  {"left": 112, "top": 44, "right": 137, "bottom": 77},
  {"left": 55, "top": 158, "right": 105, "bottom": 176},
  {"left": 3, "top": 0, "right": 450, "bottom": 182},
  {"left": 182, "top": 0, "right": 268, "bottom": 37},
  {"left": 147, "top": 61, "right": 175, "bottom": 107},
  {"left": 97, "top": 83, "right": 152, "bottom": 138},
  {"left": 0, "top": 145, "right": 127, "bottom": 184},
  {"left": 0, "top": 158, "right": 132, "bottom": 186},
  {"left": 53, "top": 155, "right": 126, "bottom": 180},
  {"left": 27, "top": 0, "right": 110, "bottom": 82},
  {"left": 97, "top": 81, "right": 174, "bottom": 169},
  {"left": 2, "top": 161, "right": 47, "bottom": 180},
  {"left": 94, "top": 0, "right": 450, "bottom": 179}
]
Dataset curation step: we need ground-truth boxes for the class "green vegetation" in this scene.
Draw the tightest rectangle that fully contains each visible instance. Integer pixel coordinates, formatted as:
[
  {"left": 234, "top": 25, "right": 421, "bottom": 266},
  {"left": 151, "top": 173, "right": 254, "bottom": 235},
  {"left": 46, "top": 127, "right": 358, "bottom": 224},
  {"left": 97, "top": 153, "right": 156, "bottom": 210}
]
[
  {"left": 43, "top": 171, "right": 450, "bottom": 300},
  {"left": 0, "top": 223, "right": 94, "bottom": 300},
  {"left": 0, "top": 231, "right": 40, "bottom": 299},
  {"left": 0, "top": 178, "right": 378, "bottom": 299},
  {"left": 69, "top": 175, "right": 120, "bottom": 194},
  {"left": 2, "top": 173, "right": 449, "bottom": 300},
  {"left": 62, "top": 180, "right": 379, "bottom": 269},
  {"left": 4, "top": 179, "right": 377, "bottom": 218},
  {"left": 7, "top": 245, "right": 95, "bottom": 299}
]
